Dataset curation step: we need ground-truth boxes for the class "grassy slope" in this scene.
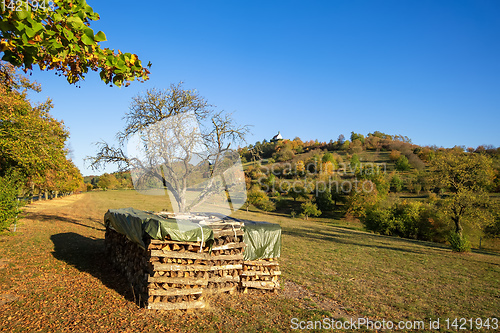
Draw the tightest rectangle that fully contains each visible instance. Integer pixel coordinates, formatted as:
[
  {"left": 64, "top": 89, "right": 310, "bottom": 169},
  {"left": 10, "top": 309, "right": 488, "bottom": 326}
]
[
  {"left": 0, "top": 191, "right": 499, "bottom": 332},
  {"left": 233, "top": 209, "right": 500, "bottom": 321},
  {"left": 254, "top": 149, "right": 500, "bottom": 252}
]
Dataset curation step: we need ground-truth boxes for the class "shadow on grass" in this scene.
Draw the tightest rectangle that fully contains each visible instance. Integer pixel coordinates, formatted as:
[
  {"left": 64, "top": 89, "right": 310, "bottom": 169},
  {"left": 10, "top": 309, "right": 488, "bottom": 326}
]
[
  {"left": 23, "top": 212, "right": 105, "bottom": 231},
  {"left": 50, "top": 232, "right": 136, "bottom": 304},
  {"left": 282, "top": 225, "right": 451, "bottom": 255}
]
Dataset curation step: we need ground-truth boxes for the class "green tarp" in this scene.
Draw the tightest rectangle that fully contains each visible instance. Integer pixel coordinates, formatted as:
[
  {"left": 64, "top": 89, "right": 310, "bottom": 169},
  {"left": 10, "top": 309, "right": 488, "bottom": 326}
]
[
  {"left": 242, "top": 220, "right": 281, "bottom": 261},
  {"left": 104, "top": 208, "right": 214, "bottom": 250},
  {"left": 104, "top": 208, "right": 281, "bottom": 260}
]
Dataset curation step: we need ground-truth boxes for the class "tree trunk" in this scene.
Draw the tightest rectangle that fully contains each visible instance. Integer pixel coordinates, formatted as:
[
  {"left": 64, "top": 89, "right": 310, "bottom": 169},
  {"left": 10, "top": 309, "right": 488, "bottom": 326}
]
[
  {"left": 178, "top": 197, "right": 186, "bottom": 213},
  {"left": 29, "top": 184, "right": 34, "bottom": 203},
  {"left": 453, "top": 216, "right": 463, "bottom": 236}
]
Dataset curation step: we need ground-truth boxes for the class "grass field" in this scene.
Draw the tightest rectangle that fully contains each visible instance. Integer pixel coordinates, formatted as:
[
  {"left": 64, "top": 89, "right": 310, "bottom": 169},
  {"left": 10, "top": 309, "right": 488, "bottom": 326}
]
[{"left": 0, "top": 190, "right": 499, "bottom": 332}]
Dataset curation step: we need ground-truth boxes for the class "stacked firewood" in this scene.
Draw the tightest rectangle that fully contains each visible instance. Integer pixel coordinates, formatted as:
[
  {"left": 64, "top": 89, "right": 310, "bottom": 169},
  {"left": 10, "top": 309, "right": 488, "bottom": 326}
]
[
  {"left": 105, "top": 213, "right": 280, "bottom": 310},
  {"left": 147, "top": 230, "right": 245, "bottom": 310},
  {"left": 147, "top": 239, "right": 208, "bottom": 310},
  {"left": 241, "top": 258, "right": 281, "bottom": 293},
  {"left": 206, "top": 224, "right": 245, "bottom": 294},
  {"left": 104, "top": 228, "right": 150, "bottom": 305}
]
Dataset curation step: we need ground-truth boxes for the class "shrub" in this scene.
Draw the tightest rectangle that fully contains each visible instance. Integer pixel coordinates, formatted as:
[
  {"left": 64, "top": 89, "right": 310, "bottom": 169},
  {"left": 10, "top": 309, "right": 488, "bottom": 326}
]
[
  {"left": 427, "top": 192, "right": 438, "bottom": 204},
  {"left": 389, "top": 150, "right": 401, "bottom": 161},
  {"left": 345, "top": 182, "right": 380, "bottom": 219},
  {"left": 395, "top": 155, "right": 411, "bottom": 171},
  {"left": 257, "top": 199, "right": 276, "bottom": 212},
  {"left": 274, "top": 193, "right": 288, "bottom": 210},
  {"left": 350, "top": 154, "right": 360, "bottom": 168},
  {"left": 407, "top": 153, "right": 425, "bottom": 170},
  {"left": 246, "top": 187, "right": 276, "bottom": 212},
  {"left": 322, "top": 152, "right": 335, "bottom": 163},
  {"left": 448, "top": 232, "right": 471, "bottom": 252},
  {"left": 315, "top": 188, "right": 334, "bottom": 212},
  {"left": 390, "top": 174, "right": 404, "bottom": 192},
  {"left": 364, "top": 206, "right": 394, "bottom": 235},
  {"left": 300, "top": 201, "right": 321, "bottom": 220},
  {"left": 273, "top": 147, "right": 295, "bottom": 162},
  {"left": 287, "top": 183, "right": 310, "bottom": 202},
  {"left": 0, "top": 174, "right": 22, "bottom": 231},
  {"left": 363, "top": 201, "right": 444, "bottom": 241}
]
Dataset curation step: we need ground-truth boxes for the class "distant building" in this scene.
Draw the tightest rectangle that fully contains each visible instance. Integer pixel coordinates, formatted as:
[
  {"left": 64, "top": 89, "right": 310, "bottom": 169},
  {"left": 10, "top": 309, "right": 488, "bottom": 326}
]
[{"left": 271, "top": 131, "right": 283, "bottom": 142}]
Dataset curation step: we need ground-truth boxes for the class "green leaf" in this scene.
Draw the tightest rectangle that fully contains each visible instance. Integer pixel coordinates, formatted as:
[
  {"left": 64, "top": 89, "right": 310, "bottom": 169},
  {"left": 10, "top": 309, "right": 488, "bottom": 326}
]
[
  {"left": 80, "top": 34, "right": 94, "bottom": 45},
  {"left": 12, "top": 20, "right": 24, "bottom": 32},
  {"left": 112, "top": 75, "right": 123, "bottom": 87},
  {"left": 84, "top": 28, "right": 94, "bottom": 37},
  {"left": 51, "top": 40, "right": 63, "bottom": 50},
  {"left": 66, "top": 16, "right": 84, "bottom": 30},
  {"left": 85, "top": 4, "right": 94, "bottom": 14},
  {"left": 2, "top": 52, "right": 22, "bottom": 66},
  {"left": 94, "top": 31, "right": 106, "bottom": 42},
  {"left": 15, "top": 10, "right": 29, "bottom": 20},
  {"left": 25, "top": 27, "right": 36, "bottom": 38},
  {"left": 63, "top": 29, "right": 74, "bottom": 41},
  {"left": 31, "top": 22, "right": 44, "bottom": 33},
  {"left": 53, "top": 13, "right": 63, "bottom": 22},
  {"left": 23, "top": 53, "right": 34, "bottom": 68},
  {"left": 116, "top": 60, "right": 126, "bottom": 70}
]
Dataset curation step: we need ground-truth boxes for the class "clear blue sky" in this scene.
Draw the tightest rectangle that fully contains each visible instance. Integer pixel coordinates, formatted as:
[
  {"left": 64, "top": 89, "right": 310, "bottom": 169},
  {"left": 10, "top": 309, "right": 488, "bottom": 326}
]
[{"left": 27, "top": 0, "right": 500, "bottom": 176}]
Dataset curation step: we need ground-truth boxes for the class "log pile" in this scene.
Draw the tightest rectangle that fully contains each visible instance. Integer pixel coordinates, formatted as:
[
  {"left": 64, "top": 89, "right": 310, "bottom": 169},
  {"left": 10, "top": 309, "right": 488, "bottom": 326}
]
[
  {"left": 104, "top": 228, "right": 149, "bottom": 305},
  {"left": 105, "top": 212, "right": 280, "bottom": 310},
  {"left": 147, "top": 238, "right": 208, "bottom": 310},
  {"left": 204, "top": 220, "right": 245, "bottom": 294},
  {"left": 241, "top": 258, "right": 281, "bottom": 293}
]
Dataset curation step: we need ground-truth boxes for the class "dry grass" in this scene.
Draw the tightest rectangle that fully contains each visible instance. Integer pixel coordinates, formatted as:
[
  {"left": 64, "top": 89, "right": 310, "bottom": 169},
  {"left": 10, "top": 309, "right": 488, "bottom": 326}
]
[{"left": 0, "top": 190, "right": 499, "bottom": 332}]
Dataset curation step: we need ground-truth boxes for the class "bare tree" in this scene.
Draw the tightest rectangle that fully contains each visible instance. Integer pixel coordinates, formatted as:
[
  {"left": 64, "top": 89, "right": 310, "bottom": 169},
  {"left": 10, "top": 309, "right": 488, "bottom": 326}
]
[{"left": 88, "top": 82, "right": 249, "bottom": 213}]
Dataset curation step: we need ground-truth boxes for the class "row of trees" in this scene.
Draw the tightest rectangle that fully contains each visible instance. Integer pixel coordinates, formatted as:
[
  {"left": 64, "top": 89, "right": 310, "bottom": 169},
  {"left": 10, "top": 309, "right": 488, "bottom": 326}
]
[
  {"left": 84, "top": 171, "right": 133, "bottom": 191},
  {"left": 0, "top": 62, "right": 84, "bottom": 230}
]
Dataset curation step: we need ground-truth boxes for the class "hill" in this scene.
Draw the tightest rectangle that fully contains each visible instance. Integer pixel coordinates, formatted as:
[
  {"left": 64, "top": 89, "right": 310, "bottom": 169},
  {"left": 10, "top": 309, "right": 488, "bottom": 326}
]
[{"left": 239, "top": 132, "right": 500, "bottom": 252}]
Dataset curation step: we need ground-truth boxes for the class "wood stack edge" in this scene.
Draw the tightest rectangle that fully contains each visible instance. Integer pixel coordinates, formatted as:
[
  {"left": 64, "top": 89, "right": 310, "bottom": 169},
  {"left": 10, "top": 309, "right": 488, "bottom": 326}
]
[{"left": 241, "top": 258, "right": 281, "bottom": 294}]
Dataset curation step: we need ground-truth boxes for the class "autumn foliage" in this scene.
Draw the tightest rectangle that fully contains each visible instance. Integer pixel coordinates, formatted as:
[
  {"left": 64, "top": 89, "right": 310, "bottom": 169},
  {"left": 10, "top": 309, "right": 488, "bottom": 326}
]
[{"left": 0, "top": 62, "right": 83, "bottom": 230}]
